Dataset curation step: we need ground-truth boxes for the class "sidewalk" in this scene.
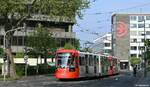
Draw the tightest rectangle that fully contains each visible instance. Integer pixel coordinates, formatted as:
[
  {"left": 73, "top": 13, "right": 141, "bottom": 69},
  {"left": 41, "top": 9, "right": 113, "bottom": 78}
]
[{"left": 134, "top": 71, "right": 150, "bottom": 87}]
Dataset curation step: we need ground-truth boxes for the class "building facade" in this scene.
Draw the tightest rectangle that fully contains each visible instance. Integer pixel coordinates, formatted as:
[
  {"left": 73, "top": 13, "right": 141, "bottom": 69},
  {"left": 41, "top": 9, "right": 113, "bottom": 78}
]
[
  {"left": 112, "top": 13, "right": 150, "bottom": 70},
  {"left": 0, "top": 14, "right": 76, "bottom": 55},
  {"left": 90, "top": 33, "right": 112, "bottom": 55}
]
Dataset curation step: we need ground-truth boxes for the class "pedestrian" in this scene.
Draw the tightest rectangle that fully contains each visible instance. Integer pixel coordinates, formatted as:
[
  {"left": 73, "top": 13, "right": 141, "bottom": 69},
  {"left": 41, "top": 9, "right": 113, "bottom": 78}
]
[{"left": 133, "top": 65, "right": 137, "bottom": 77}]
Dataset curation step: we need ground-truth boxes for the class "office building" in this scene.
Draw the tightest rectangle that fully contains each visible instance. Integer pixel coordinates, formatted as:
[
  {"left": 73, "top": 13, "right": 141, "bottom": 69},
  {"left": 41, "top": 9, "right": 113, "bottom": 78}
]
[{"left": 112, "top": 13, "right": 150, "bottom": 70}]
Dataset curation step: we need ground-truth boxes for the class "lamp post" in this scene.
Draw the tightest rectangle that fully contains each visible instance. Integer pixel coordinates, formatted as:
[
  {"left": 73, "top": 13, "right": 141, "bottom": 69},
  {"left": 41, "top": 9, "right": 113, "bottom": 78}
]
[
  {"left": 143, "top": 19, "right": 147, "bottom": 77},
  {"left": 3, "top": 27, "right": 24, "bottom": 81}
]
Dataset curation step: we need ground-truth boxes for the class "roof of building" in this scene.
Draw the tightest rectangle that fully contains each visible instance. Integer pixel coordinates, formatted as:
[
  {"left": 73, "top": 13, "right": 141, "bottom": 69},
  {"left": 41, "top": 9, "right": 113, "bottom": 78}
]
[
  {"left": 93, "top": 33, "right": 111, "bottom": 43},
  {"left": 112, "top": 13, "right": 150, "bottom": 17}
]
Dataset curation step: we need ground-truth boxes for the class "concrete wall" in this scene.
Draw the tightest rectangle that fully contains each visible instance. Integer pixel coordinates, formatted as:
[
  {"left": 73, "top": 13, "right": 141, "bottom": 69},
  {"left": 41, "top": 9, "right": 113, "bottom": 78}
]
[
  {"left": 112, "top": 14, "right": 130, "bottom": 61},
  {"left": 0, "top": 58, "right": 55, "bottom": 66}
]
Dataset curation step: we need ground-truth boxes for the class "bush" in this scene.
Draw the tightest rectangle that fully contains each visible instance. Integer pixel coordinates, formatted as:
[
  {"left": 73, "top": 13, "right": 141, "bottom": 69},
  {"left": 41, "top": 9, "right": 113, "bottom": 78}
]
[
  {"left": 27, "top": 66, "right": 36, "bottom": 75},
  {"left": 0, "top": 63, "right": 2, "bottom": 74},
  {"left": 147, "top": 65, "right": 150, "bottom": 71},
  {"left": 16, "top": 64, "right": 25, "bottom": 76},
  {"left": 15, "top": 52, "right": 24, "bottom": 58},
  {"left": 38, "top": 64, "right": 56, "bottom": 74},
  {"left": 16, "top": 64, "right": 56, "bottom": 76}
]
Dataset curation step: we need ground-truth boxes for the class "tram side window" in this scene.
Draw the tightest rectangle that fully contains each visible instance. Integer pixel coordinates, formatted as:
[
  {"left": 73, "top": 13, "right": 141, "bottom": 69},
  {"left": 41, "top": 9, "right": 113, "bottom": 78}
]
[
  {"left": 89, "top": 55, "right": 94, "bottom": 66},
  {"left": 94, "top": 55, "right": 97, "bottom": 65},
  {"left": 79, "top": 56, "right": 85, "bottom": 65},
  {"left": 85, "top": 55, "right": 88, "bottom": 65},
  {"left": 74, "top": 56, "right": 79, "bottom": 67}
]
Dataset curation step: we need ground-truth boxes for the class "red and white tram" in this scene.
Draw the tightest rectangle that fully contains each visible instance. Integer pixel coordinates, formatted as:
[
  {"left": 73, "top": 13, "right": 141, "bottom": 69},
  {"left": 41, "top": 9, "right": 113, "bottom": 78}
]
[{"left": 55, "top": 49, "right": 119, "bottom": 80}]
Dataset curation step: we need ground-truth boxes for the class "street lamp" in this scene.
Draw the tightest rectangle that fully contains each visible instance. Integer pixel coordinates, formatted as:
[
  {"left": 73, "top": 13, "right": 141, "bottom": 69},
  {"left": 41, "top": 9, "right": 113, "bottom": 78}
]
[
  {"left": 143, "top": 19, "right": 147, "bottom": 77},
  {"left": 3, "top": 27, "right": 24, "bottom": 81}
]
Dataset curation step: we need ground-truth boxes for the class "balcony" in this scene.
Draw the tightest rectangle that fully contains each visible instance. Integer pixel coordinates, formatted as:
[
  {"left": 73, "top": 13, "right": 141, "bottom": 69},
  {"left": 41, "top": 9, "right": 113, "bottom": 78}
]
[{"left": 52, "top": 32, "right": 76, "bottom": 38}]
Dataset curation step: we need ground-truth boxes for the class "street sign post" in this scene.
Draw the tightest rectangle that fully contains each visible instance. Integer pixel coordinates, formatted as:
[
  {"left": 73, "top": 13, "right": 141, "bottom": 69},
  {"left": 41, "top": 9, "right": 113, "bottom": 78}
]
[{"left": 24, "top": 55, "right": 28, "bottom": 77}]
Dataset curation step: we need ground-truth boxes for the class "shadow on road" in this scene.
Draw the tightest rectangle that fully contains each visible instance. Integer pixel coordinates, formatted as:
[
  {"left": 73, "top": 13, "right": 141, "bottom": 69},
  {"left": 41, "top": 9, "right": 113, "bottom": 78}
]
[{"left": 56, "top": 74, "right": 120, "bottom": 82}]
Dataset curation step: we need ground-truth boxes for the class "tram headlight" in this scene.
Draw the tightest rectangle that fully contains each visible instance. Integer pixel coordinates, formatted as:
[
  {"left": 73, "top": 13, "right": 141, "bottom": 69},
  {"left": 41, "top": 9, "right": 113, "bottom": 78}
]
[{"left": 69, "top": 66, "right": 75, "bottom": 72}]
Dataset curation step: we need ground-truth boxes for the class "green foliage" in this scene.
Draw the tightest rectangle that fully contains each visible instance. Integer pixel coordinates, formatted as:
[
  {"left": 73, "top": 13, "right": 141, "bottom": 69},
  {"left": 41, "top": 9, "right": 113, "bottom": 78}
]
[
  {"left": 0, "top": 47, "right": 4, "bottom": 57},
  {"left": 0, "top": 0, "right": 90, "bottom": 19},
  {"left": 27, "top": 66, "right": 36, "bottom": 75},
  {"left": 33, "top": 0, "right": 90, "bottom": 19},
  {"left": 0, "top": 0, "right": 27, "bottom": 15},
  {"left": 145, "top": 39, "right": 150, "bottom": 60},
  {"left": 15, "top": 52, "right": 24, "bottom": 58},
  {"left": 0, "top": 0, "right": 90, "bottom": 78},
  {"left": 16, "top": 64, "right": 25, "bottom": 76},
  {"left": 27, "top": 64, "right": 56, "bottom": 75},
  {"left": 64, "top": 43, "right": 75, "bottom": 50},
  {"left": 0, "top": 63, "right": 2, "bottom": 74},
  {"left": 27, "top": 24, "right": 56, "bottom": 54},
  {"left": 27, "top": 25, "right": 56, "bottom": 63},
  {"left": 129, "top": 57, "right": 141, "bottom": 66},
  {"left": 74, "top": 39, "right": 80, "bottom": 50},
  {"left": 82, "top": 47, "right": 92, "bottom": 52}
]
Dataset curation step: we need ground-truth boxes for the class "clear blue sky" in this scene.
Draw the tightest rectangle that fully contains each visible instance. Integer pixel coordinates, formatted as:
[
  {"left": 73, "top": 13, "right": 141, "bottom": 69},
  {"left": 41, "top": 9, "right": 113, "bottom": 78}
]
[{"left": 73, "top": 0, "right": 150, "bottom": 47}]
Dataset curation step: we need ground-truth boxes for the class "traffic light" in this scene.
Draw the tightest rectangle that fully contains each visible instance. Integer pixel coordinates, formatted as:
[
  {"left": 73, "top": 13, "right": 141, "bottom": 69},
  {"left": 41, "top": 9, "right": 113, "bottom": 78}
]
[
  {"left": 3, "top": 53, "right": 7, "bottom": 61},
  {"left": 24, "top": 47, "right": 30, "bottom": 55}
]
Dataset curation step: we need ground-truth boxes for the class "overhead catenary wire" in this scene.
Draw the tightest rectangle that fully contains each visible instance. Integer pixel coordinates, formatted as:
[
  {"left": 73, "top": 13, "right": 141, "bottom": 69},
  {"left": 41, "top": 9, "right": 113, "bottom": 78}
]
[
  {"left": 87, "top": 2, "right": 150, "bottom": 15},
  {"left": 75, "top": 24, "right": 102, "bottom": 36}
]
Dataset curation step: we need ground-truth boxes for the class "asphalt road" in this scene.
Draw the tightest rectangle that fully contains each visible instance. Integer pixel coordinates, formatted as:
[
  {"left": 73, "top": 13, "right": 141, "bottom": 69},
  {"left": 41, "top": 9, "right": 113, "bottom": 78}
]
[{"left": 0, "top": 72, "right": 149, "bottom": 87}]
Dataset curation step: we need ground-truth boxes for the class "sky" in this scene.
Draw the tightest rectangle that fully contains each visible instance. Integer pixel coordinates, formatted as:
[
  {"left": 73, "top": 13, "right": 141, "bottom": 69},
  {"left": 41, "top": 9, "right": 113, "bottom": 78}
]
[{"left": 73, "top": 0, "right": 150, "bottom": 47}]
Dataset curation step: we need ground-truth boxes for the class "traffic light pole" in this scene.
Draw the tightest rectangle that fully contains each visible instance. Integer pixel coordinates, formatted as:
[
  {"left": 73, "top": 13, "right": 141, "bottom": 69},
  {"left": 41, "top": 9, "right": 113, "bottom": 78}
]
[{"left": 3, "top": 60, "right": 6, "bottom": 82}]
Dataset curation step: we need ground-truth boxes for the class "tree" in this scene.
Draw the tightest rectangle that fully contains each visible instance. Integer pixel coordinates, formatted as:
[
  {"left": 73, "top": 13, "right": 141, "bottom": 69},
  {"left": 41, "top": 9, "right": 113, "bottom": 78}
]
[
  {"left": 74, "top": 39, "right": 80, "bottom": 50},
  {"left": 27, "top": 24, "right": 56, "bottom": 63},
  {"left": 145, "top": 39, "right": 150, "bottom": 60},
  {"left": 64, "top": 43, "right": 75, "bottom": 50},
  {"left": 0, "top": 47, "right": 4, "bottom": 58},
  {"left": 82, "top": 47, "right": 92, "bottom": 52},
  {"left": 0, "top": 0, "right": 90, "bottom": 78},
  {"left": 129, "top": 57, "right": 141, "bottom": 67},
  {"left": 32, "top": 0, "right": 90, "bottom": 19}
]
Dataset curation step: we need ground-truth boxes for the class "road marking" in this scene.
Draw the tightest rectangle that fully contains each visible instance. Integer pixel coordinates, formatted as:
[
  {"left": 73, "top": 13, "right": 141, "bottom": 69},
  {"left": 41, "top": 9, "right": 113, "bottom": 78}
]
[{"left": 135, "top": 84, "right": 150, "bottom": 87}]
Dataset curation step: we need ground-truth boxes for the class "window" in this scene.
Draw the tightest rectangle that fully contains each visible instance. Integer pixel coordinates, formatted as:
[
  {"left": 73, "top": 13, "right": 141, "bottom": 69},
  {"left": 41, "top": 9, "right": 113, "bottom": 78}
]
[
  {"left": 138, "top": 16, "right": 144, "bottom": 22},
  {"left": 79, "top": 56, "right": 85, "bottom": 65},
  {"left": 131, "top": 46, "right": 137, "bottom": 50},
  {"left": 133, "top": 39, "right": 137, "bottom": 43},
  {"left": 85, "top": 55, "right": 88, "bottom": 65},
  {"left": 146, "top": 31, "right": 150, "bottom": 35},
  {"left": 130, "top": 38, "right": 137, "bottom": 43},
  {"left": 131, "top": 54, "right": 137, "bottom": 57},
  {"left": 141, "top": 39, "right": 144, "bottom": 42},
  {"left": 94, "top": 56, "right": 97, "bottom": 65},
  {"left": 130, "top": 16, "right": 137, "bottom": 21},
  {"left": 145, "top": 24, "right": 150, "bottom": 28},
  {"left": 18, "top": 37, "right": 23, "bottom": 46},
  {"left": 130, "top": 31, "right": 137, "bottom": 36},
  {"left": 130, "top": 24, "right": 137, "bottom": 28},
  {"left": 138, "top": 46, "right": 144, "bottom": 50},
  {"left": 138, "top": 24, "right": 144, "bottom": 28},
  {"left": 146, "top": 16, "right": 150, "bottom": 20},
  {"left": 89, "top": 55, "right": 93, "bottom": 66},
  {"left": 104, "top": 49, "right": 111, "bottom": 53},
  {"left": 147, "top": 39, "right": 150, "bottom": 41},
  {"left": 104, "top": 43, "right": 110, "bottom": 47},
  {"left": 138, "top": 31, "right": 144, "bottom": 36},
  {"left": 138, "top": 54, "right": 142, "bottom": 57}
]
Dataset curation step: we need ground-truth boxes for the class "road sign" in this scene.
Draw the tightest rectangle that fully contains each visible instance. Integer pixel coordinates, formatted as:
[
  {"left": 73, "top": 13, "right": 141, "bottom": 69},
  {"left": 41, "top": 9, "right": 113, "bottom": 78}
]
[{"left": 24, "top": 55, "right": 28, "bottom": 63}]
